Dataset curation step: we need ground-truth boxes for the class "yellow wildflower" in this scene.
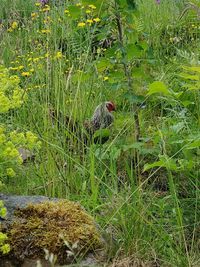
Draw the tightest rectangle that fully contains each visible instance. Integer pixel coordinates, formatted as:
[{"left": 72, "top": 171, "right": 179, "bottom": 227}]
[
  {"left": 103, "top": 76, "right": 109, "bottom": 81},
  {"left": 31, "top": 12, "right": 37, "bottom": 19},
  {"left": 18, "top": 65, "right": 24, "bottom": 70},
  {"left": 42, "top": 5, "right": 50, "bottom": 12},
  {"left": 76, "top": 3, "right": 82, "bottom": 6},
  {"left": 35, "top": 2, "right": 41, "bottom": 6},
  {"left": 11, "top": 21, "right": 18, "bottom": 29},
  {"left": 41, "top": 29, "right": 51, "bottom": 34},
  {"left": 93, "top": 18, "right": 101, "bottom": 22},
  {"left": 64, "top": 9, "right": 69, "bottom": 14},
  {"left": 7, "top": 28, "right": 13, "bottom": 32},
  {"left": 86, "top": 19, "right": 93, "bottom": 25},
  {"left": 88, "top": 4, "right": 96, "bottom": 9},
  {"left": 86, "top": 10, "right": 91, "bottom": 14},
  {"left": 78, "top": 22, "right": 86, "bottom": 27},
  {"left": 21, "top": 72, "right": 31, "bottom": 77},
  {"left": 33, "top": 58, "right": 40, "bottom": 63},
  {"left": 55, "top": 51, "right": 62, "bottom": 59}
]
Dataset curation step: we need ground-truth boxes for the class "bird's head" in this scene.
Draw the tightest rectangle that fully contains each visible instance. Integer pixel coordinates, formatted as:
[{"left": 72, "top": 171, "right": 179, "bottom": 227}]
[{"left": 105, "top": 101, "right": 116, "bottom": 112}]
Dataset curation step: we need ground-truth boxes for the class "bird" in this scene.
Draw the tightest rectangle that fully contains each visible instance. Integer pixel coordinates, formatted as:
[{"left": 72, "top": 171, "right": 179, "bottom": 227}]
[
  {"left": 49, "top": 101, "right": 116, "bottom": 145},
  {"left": 84, "top": 101, "right": 116, "bottom": 134}
]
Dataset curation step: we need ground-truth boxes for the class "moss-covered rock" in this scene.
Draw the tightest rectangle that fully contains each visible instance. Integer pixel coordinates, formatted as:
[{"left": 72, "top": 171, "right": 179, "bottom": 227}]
[{"left": 0, "top": 198, "right": 102, "bottom": 265}]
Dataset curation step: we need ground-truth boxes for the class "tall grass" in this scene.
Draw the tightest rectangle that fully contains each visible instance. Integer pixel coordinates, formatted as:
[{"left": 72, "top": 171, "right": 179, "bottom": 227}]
[{"left": 0, "top": 0, "right": 199, "bottom": 266}]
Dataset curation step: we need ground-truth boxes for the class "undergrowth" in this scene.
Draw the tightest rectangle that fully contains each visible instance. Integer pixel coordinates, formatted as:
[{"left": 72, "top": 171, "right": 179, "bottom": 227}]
[{"left": 0, "top": 0, "right": 199, "bottom": 266}]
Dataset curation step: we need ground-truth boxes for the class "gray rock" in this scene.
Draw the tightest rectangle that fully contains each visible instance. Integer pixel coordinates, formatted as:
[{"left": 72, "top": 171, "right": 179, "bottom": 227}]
[
  {"left": 0, "top": 194, "right": 105, "bottom": 267},
  {"left": 0, "top": 193, "right": 57, "bottom": 223}
]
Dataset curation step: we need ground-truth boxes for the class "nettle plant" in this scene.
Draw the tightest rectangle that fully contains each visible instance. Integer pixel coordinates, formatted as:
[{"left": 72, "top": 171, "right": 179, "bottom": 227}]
[{"left": 0, "top": 65, "right": 41, "bottom": 255}]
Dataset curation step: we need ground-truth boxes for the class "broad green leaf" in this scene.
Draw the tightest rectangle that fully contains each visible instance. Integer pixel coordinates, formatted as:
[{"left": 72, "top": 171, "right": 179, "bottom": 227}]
[
  {"left": 125, "top": 44, "right": 143, "bottom": 60},
  {"left": 148, "top": 81, "right": 170, "bottom": 96},
  {"left": 96, "top": 58, "right": 112, "bottom": 72}
]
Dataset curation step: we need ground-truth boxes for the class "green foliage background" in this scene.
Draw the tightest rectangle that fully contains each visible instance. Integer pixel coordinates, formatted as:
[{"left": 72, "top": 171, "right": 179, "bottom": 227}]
[{"left": 0, "top": 0, "right": 199, "bottom": 265}]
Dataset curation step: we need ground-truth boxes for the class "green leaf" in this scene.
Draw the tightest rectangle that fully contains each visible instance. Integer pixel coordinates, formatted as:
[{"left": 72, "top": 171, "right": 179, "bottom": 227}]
[
  {"left": 124, "top": 92, "right": 145, "bottom": 104},
  {"left": 132, "top": 66, "right": 146, "bottom": 78},
  {"left": 93, "top": 128, "right": 110, "bottom": 139},
  {"left": 96, "top": 58, "right": 112, "bottom": 72},
  {"left": 182, "top": 101, "right": 194, "bottom": 107},
  {"left": 147, "top": 81, "right": 170, "bottom": 96},
  {"left": 143, "top": 160, "right": 164, "bottom": 171},
  {"left": 68, "top": 6, "right": 81, "bottom": 19},
  {"left": 183, "top": 66, "right": 200, "bottom": 74},
  {"left": 143, "top": 156, "right": 177, "bottom": 171},
  {"left": 187, "top": 139, "right": 200, "bottom": 149},
  {"left": 125, "top": 44, "right": 143, "bottom": 60},
  {"left": 179, "top": 73, "right": 199, "bottom": 81}
]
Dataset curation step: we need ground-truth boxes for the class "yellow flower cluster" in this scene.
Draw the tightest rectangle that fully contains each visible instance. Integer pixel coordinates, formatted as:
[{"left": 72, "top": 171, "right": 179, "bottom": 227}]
[
  {"left": 26, "top": 131, "right": 41, "bottom": 150},
  {"left": 41, "top": 5, "right": 50, "bottom": 12},
  {"left": 78, "top": 18, "right": 101, "bottom": 27},
  {"left": 54, "top": 51, "right": 63, "bottom": 59},
  {"left": 7, "top": 21, "right": 18, "bottom": 32},
  {"left": 6, "top": 168, "right": 16, "bottom": 177},
  {"left": 41, "top": 29, "right": 51, "bottom": 34},
  {"left": 0, "top": 66, "right": 25, "bottom": 112},
  {"left": 21, "top": 72, "right": 31, "bottom": 77},
  {"left": 31, "top": 12, "right": 38, "bottom": 20}
]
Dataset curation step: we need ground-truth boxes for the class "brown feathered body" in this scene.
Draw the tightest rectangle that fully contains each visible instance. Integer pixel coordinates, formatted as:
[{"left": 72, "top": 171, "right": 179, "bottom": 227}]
[{"left": 49, "top": 101, "right": 115, "bottom": 144}]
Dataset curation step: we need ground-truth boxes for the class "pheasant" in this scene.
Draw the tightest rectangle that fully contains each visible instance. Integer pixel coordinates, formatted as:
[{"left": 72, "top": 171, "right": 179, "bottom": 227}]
[
  {"left": 50, "top": 101, "right": 116, "bottom": 144},
  {"left": 18, "top": 102, "right": 115, "bottom": 163}
]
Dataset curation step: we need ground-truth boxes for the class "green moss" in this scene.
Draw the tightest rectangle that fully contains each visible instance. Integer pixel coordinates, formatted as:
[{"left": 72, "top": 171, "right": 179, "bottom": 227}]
[{"left": 9, "top": 200, "right": 102, "bottom": 264}]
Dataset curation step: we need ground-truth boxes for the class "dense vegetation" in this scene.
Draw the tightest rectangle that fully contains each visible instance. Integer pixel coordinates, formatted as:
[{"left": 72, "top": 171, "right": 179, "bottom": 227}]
[{"left": 0, "top": 0, "right": 199, "bottom": 266}]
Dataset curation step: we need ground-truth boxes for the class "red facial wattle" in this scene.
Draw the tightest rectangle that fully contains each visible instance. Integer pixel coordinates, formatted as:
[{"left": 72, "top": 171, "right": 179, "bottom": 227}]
[{"left": 107, "top": 102, "right": 116, "bottom": 112}]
